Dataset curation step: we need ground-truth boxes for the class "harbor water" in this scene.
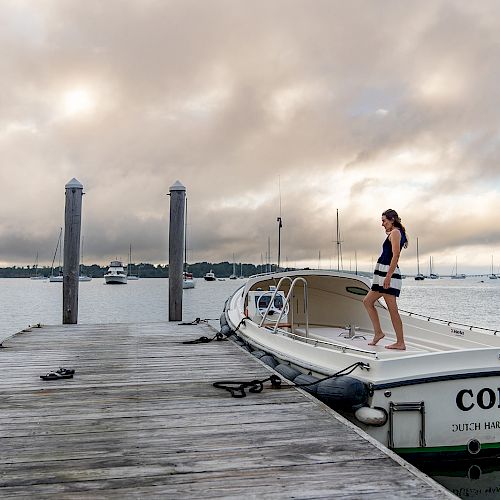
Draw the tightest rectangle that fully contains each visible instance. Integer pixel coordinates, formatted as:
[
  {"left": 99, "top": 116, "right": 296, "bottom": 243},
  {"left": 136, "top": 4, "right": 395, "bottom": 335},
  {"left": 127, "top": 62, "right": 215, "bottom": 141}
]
[{"left": 1, "top": 275, "right": 500, "bottom": 498}]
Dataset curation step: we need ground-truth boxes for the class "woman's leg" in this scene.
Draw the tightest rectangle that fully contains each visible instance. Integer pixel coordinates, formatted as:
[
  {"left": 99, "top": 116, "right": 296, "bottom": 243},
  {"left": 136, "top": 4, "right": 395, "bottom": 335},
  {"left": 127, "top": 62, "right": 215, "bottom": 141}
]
[
  {"left": 383, "top": 294, "right": 406, "bottom": 350},
  {"left": 363, "top": 290, "right": 385, "bottom": 345}
]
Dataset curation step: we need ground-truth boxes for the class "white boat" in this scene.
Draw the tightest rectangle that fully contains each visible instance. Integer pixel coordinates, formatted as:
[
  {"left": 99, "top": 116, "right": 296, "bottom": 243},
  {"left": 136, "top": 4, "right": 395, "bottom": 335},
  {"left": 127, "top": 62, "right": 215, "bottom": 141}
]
[
  {"left": 104, "top": 261, "right": 127, "bottom": 284},
  {"left": 79, "top": 237, "right": 92, "bottom": 281},
  {"left": 229, "top": 255, "right": 238, "bottom": 279},
  {"left": 30, "top": 253, "right": 46, "bottom": 280},
  {"left": 182, "top": 203, "right": 195, "bottom": 289},
  {"left": 183, "top": 271, "right": 195, "bottom": 289},
  {"left": 489, "top": 256, "right": 497, "bottom": 280},
  {"left": 49, "top": 228, "right": 64, "bottom": 282},
  {"left": 429, "top": 257, "right": 439, "bottom": 279},
  {"left": 414, "top": 237, "right": 425, "bottom": 280},
  {"left": 451, "top": 257, "right": 466, "bottom": 279},
  {"left": 204, "top": 270, "right": 216, "bottom": 281},
  {"left": 223, "top": 270, "right": 500, "bottom": 461},
  {"left": 127, "top": 244, "right": 140, "bottom": 280}
]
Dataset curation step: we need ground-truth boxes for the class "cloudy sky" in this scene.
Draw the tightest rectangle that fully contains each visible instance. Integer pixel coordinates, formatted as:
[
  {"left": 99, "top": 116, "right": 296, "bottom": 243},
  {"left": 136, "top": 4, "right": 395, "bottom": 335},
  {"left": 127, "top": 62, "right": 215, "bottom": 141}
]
[{"left": 1, "top": 0, "right": 500, "bottom": 275}]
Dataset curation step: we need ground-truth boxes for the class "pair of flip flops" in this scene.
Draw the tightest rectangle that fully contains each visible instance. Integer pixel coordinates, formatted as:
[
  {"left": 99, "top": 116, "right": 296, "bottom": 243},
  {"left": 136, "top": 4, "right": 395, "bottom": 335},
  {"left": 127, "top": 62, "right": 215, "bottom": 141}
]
[{"left": 40, "top": 367, "right": 75, "bottom": 381}]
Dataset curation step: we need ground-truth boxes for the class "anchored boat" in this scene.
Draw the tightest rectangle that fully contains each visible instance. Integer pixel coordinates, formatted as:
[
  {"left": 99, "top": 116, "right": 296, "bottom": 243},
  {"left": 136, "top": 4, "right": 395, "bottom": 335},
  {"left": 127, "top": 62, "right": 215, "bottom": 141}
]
[
  {"left": 222, "top": 270, "right": 500, "bottom": 460},
  {"left": 104, "top": 261, "right": 127, "bottom": 284}
]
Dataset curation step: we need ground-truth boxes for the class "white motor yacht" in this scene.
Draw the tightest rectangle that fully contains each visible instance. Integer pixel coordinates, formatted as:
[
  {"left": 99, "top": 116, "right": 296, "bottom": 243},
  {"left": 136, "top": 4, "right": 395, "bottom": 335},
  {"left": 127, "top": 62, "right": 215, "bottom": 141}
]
[
  {"left": 104, "top": 261, "right": 127, "bottom": 284},
  {"left": 204, "top": 270, "right": 216, "bottom": 281},
  {"left": 222, "top": 270, "right": 500, "bottom": 461}
]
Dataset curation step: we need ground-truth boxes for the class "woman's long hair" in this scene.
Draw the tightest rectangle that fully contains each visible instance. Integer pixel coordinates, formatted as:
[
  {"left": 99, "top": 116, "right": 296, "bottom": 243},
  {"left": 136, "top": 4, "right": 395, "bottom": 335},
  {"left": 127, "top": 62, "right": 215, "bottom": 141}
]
[{"left": 382, "top": 209, "right": 409, "bottom": 248}]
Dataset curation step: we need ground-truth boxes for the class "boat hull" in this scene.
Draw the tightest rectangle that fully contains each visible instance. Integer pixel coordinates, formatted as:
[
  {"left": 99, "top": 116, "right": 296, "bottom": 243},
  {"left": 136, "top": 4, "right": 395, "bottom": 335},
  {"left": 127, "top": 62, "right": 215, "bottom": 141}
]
[
  {"left": 223, "top": 270, "right": 500, "bottom": 460},
  {"left": 183, "top": 279, "right": 195, "bottom": 289},
  {"left": 105, "top": 276, "right": 127, "bottom": 284}
]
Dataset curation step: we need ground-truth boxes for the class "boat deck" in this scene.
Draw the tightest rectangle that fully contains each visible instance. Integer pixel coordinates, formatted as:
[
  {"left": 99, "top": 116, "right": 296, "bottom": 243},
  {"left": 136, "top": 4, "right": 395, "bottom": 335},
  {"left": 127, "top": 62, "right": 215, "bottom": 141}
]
[
  {"left": 294, "top": 325, "right": 496, "bottom": 357},
  {"left": 0, "top": 321, "right": 453, "bottom": 498}
]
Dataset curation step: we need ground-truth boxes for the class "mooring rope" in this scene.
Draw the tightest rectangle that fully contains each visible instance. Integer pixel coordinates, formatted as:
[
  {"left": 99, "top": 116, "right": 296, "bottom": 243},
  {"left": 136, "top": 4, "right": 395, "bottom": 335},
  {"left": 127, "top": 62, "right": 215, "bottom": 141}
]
[
  {"left": 293, "top": 361, "right": 369, "bottom": 387},
  {"left": 182, "top": 331, "right": 227, "bottom": 344},
  {"left": 213, "top": 361, "right": 369, "bottom": 398},
  {"left": 213, "top": 374, "right": 282, "bottom": 398}
]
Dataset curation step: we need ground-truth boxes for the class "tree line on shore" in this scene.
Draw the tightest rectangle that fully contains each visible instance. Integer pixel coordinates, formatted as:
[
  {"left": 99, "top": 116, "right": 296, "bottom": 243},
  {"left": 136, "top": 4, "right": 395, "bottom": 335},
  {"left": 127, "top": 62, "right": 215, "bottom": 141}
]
[{"left": 0, "top": 262, "right": 277, "bottom": 279}]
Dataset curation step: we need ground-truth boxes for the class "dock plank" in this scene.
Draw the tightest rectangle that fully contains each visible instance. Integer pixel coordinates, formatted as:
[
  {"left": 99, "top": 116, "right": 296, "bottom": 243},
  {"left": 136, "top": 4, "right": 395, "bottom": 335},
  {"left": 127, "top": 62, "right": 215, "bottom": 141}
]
[{"left": 0, "top": 322, "right": 454, "bottom": 499}]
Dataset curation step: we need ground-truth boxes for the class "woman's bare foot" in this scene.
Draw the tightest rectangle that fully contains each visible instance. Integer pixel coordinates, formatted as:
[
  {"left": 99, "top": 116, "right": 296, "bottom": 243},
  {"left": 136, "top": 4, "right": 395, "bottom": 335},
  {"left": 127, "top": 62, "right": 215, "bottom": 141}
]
[
  {"left": 385, "top": 342, "right": 406, "bottom": 350},
  {"left": 368, "top": 333, "right": 385, "bottom": 346}
]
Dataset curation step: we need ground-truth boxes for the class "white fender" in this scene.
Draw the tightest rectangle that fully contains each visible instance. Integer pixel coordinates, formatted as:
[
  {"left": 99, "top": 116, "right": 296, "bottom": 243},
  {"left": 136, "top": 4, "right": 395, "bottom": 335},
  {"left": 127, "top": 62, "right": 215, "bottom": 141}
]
[{"left": 355, "top": 406, "right": 387, "bottom": 426}]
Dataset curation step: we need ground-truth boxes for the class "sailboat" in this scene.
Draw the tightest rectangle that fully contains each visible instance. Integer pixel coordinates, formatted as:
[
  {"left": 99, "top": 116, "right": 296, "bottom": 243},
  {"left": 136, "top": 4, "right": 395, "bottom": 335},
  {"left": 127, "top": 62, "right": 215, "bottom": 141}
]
[
  {"left": 127, "top": 244, "right": 140, "bottom": 280},
  {"left": 30, "top": 252, "right": 46, "bottom": 280},
  {"left": 182, "top": 198, "right": 195, "bottom": 289},
  {"left": 79, "top": 237, "right": 92, "bottom": 281},
  {"left": 451, "top": 256, "right": 466, "bottom": 279},
  {"left": 229, "top": 254, "right": 237, "bottom": 279},
  {"left": 429, "top": 256, "right": 439, "bottom": 279},
  {"left": 489, "top": 255, "right": 498, "bottom": 279},
  {"left": 49, "top": 228, "right": 64, "bottom": 282},
  {"left": 414, "top": 238, "right": 425, "bottom": 280}
]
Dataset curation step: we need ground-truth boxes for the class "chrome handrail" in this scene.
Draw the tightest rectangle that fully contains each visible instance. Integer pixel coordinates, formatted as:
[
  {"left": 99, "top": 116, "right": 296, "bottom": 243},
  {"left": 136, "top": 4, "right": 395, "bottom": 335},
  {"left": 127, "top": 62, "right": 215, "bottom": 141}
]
[
  {"left": 258, "top": 276, "right": 293, "bottom": 328},
  {"left": 273, "top": 277, "right": 309, "bottom": 337}
]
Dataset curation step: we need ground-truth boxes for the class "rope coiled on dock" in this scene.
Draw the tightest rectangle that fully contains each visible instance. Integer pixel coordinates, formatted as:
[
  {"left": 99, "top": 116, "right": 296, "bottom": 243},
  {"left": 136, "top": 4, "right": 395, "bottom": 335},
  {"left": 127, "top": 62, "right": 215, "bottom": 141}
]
[
  {"left": 182, "top": 331, "right": 226, "bottom": 344},
  {"left": 213, "top": 375, "right": 282, "bottom": 398}
]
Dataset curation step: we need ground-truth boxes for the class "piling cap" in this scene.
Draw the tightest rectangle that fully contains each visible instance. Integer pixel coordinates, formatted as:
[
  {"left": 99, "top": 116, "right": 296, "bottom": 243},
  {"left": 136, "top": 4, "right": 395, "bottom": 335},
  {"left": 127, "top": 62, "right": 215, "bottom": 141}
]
[
  {"left": 65, "top": 178, "right": 83, "bottom": 189},
  {"left": 169, "top": 180, "right": 186, "bottom": 192}
]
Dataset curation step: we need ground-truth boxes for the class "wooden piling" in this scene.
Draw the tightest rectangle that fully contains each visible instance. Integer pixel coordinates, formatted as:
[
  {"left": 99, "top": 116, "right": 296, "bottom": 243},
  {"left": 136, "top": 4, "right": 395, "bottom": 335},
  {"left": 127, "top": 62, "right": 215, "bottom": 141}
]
[
  {"left": 168, "top": 180, "right": 186, "bottom": 321},
  {"left": 63, "top": 178, "right": 83, "bottom": 324}
]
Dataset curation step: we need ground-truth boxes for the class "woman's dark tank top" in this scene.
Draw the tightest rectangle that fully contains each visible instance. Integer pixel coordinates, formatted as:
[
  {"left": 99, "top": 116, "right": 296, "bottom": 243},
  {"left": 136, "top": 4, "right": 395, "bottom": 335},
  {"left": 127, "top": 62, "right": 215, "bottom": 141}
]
[{"left": 377, "top": 228, "right": 407, "bottom": 266}]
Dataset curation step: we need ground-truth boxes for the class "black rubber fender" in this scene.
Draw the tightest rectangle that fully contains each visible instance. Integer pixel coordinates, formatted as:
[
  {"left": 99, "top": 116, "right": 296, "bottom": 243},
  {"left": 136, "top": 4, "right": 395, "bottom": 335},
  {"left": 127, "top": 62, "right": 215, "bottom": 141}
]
[
  {"left": 260, "top": 355, "right": 278, "bottom": 368},
  {"left": 220, "top": 313, "right": 228, "bottom": 328},
  {"left": 316, "top": 376, "right": 369, "bottom": 411},
  {"left": 220, "top": 324, "right": 232, "bottom": 336},
  {"left": 274, "top": 364, "right": 301, "bottom": 381},
  {"left": 251, "top": 350, "right": 267, "bottom": 359},
  {"left": 293, "top": 374, "right": 320, "bottom": 394}
]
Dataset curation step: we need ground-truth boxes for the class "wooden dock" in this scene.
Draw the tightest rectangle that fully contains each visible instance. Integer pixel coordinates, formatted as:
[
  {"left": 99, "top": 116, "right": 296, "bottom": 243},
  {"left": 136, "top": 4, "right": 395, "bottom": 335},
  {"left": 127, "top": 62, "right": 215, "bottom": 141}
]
[{"left": 0, "top": 321, "right": 454, "bottom": 499}]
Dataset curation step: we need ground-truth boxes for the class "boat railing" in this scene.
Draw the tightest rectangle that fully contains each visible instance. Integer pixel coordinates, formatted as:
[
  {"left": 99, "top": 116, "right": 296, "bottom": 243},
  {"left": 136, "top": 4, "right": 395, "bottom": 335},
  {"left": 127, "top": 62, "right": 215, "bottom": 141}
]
[
  {"left": 258, "top": 276, "right": 293, "bottom": 328},
  {"left": 258, "top": 276, "right": 309, "bottom": 338},
  {"left": 399, "top": 309, "right": 500, "bottom": 335}
]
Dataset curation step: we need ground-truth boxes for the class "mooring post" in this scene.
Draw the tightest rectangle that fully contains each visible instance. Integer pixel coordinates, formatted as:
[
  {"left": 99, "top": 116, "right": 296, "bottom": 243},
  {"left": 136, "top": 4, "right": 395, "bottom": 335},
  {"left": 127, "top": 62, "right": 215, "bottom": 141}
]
[
  {"left": 63, "top": 178, "right": 83, "bottom": 324},
  {"left": 168, "top": 180, "right": 186, "bottom": 321}
]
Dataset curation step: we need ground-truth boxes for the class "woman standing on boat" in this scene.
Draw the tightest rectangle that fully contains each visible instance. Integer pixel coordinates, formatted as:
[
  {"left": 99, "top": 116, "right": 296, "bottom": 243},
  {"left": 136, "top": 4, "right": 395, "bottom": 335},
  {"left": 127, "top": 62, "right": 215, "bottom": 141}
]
[{"left": 363, "top": 209, "right": 408, "bottom": 350}]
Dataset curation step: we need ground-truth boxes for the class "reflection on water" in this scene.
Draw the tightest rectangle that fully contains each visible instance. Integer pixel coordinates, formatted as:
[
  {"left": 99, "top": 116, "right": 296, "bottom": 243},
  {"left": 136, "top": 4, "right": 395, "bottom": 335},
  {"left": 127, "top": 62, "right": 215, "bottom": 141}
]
[
  {"left": 1, "top": 275, "right": 500, "bottom": 497},
  {"left": 409, "top": 458, "right": 500, "bottom": 499}
]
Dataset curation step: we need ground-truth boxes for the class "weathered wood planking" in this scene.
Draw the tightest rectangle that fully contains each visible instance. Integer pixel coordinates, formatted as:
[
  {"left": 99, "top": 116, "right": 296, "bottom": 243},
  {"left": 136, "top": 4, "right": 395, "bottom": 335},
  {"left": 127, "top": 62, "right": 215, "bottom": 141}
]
[{"left": 0, "top": 322, "right": 454, "bottom": 499}]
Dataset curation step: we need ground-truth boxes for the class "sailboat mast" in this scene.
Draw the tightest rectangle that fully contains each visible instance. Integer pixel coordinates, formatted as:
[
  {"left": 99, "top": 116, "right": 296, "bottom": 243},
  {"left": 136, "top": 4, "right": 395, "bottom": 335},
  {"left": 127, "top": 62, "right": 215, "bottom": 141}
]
[
  {"left": 416, "top": 238, "right": 420, "bottom": 275},
  {"left": 336, "top": 209, "right": 340, "bottom": 271},
  {"left": 184, "top": 197, "right": 188, "bottom": 272}
]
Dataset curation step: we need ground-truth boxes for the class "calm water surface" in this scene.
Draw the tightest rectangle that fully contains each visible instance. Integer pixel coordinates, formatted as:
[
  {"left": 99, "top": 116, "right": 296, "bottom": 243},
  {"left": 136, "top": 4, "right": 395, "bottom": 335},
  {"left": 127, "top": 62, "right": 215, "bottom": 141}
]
[{"left": 1, "top": 275, "right": 500, "bottom": 498}]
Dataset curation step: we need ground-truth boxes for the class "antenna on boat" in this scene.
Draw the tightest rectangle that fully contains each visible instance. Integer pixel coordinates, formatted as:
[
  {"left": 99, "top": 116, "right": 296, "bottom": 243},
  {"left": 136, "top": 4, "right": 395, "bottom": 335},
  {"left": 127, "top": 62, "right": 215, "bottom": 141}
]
[
  {"left": 268, "top": 236, "right": 271, "bottom": 273},
  {"left": 184, "top": 196, "right": 188, "bottom": 273},
  {"left": 277, "top": 176, "right": 283, "bottom": 271},
  {"left": 336, "top": 209, "right": 343, "bottom": 271}
]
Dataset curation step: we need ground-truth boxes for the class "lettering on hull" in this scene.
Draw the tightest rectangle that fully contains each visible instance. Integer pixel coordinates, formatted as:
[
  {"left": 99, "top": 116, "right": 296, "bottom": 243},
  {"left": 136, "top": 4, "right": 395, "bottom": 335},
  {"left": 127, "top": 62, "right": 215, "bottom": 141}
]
[
  {"left": 451, "top": 420, "right": 500, "bottom": 432},
  {"left": 456, "top": 388, "right": 500, "bottom": 411}
]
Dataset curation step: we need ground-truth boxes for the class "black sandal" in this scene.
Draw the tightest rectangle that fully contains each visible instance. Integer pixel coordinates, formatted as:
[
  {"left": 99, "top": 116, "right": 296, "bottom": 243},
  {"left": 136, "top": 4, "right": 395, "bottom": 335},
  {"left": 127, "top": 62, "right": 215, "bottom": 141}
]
[{"left": 40, "top": 371, "right": 73, "bottom": 381}]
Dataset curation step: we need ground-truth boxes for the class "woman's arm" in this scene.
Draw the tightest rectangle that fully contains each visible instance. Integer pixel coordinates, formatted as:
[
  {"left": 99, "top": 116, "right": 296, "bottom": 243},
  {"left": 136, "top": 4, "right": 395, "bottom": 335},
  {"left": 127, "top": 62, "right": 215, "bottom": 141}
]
[{"left": 383, "top": 229, "right": 401, "bottom": 289}]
